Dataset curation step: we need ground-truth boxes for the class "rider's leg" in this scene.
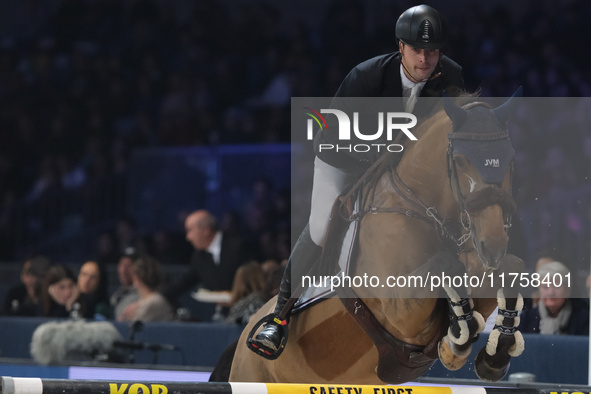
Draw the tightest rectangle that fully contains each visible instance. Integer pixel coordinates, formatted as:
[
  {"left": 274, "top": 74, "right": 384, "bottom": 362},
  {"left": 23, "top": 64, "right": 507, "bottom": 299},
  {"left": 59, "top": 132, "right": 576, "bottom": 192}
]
[{"left": 250, "top": 157, "right": 355, "bottom": 355}]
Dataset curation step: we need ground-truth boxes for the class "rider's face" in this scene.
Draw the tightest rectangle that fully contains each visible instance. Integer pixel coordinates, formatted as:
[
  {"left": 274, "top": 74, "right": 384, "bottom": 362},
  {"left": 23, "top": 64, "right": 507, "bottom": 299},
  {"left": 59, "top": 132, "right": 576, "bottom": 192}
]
[{"left": 399, "top": 42, "right": 440, "bottom": 82}]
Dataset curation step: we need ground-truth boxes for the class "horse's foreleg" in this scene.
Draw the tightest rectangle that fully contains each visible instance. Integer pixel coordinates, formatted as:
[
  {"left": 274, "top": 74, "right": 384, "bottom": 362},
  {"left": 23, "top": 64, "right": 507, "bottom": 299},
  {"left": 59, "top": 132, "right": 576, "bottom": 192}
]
[
  {"left": 427, "top": 252, "right": 484, "bottom": 371},
  {"left": 443, "top": 287, "right": 486, "bottom": 347},
  {"left": 438, "top": 286, "right": 485, "bottom": 370},
  {"left": 475, "top": 254, "right": 525, "bottom": 382}
]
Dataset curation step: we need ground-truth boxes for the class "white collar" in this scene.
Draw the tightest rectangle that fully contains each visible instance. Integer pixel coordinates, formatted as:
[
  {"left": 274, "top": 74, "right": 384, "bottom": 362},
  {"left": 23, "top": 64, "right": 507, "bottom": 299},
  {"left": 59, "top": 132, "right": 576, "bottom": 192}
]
[
  {"left": 399, "top": 64, "right": 427, "bottom": 94},
  {"left": 207, "top": 231, "right": 223, "bottom": 265}
]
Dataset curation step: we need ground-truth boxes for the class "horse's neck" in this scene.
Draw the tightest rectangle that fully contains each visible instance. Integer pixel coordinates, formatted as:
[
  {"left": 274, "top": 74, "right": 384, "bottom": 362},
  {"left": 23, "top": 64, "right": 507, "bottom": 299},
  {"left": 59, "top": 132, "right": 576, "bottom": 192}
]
[{"left": 391, "top": 118, "right": 458, "bottom": 218}]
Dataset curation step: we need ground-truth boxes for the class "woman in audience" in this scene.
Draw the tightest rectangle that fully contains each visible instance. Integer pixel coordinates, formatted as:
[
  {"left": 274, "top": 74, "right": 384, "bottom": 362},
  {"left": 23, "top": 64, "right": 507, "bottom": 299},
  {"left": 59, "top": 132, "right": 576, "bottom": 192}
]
[
  {"left": 39, "top": 265, "right": 89, "bottom": 318},
  {"left": 77, "top": 260, "right": 112, "bottom": 319},
  {"left": 3, "top": 255, "right": 51, "bottom": 316},
  {"left": 225, "top": 261, "right": 269, "bottom": 325},
  {"left": 119, "top": 255, "right": 174, "bottom": 322}
]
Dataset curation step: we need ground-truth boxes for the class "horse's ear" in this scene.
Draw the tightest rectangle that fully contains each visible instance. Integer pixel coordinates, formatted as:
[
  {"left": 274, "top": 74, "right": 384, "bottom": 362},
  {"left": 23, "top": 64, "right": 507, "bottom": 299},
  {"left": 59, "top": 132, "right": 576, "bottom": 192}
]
[
  {"left": 492, "top": 86, "right": 523, "bottom": 125},
  {"left": 442, "top": 91, "right": 467, "bottom": 129}
]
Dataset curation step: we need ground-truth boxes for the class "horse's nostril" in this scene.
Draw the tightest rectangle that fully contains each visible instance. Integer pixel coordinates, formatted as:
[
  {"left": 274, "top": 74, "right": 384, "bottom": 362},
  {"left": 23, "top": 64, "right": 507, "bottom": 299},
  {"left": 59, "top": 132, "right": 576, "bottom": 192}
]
[{"left": 479, "top": 239, "right": 507, "bottom": 268}]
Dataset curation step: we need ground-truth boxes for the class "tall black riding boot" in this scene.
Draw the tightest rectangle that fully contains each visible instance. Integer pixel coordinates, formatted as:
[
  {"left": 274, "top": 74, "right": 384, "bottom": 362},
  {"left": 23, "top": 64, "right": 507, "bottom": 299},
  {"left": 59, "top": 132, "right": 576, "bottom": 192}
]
[{"left": 248, "top": 224, "right": 321, "bottom": 358}]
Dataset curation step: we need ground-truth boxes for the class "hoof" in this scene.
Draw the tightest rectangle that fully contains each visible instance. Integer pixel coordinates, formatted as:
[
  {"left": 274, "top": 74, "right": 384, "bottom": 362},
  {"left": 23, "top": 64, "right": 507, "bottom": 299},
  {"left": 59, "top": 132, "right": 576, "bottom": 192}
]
[
  {"left": 438, "top": 337, "right": 470, "bottom": 371},
  {"left": 474, "top": 347, "right": 510, "bottom": 382}
]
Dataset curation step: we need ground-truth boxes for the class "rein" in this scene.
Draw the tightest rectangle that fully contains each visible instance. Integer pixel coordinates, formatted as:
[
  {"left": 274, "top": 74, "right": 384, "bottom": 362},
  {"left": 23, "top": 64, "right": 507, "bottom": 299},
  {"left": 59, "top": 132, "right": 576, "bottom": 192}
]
[{"left": 347, "top": 165, "right": 470, "bottom": 252}]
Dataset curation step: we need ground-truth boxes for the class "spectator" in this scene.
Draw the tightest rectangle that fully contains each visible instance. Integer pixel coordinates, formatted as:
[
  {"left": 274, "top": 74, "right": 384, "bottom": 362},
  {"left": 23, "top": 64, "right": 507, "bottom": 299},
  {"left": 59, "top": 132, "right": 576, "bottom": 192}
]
[
  {"left": 110, "top": 247, "right": 140, "bottom": 321},
  {"left": 119, "top": 255, "right": 174, "bottom": 322},
  {"left": 39, "top": 265, "right": 88, "bottom": 319},
  {"left": 3, "top": 255, "right": 51, "bottom": 316},
  {"left": 518, "top": 261, "right": 589, "bottom": 335},
  {"left": 225, "top": 261, "right": 270, "bottom": 325},
  {"left": 77, "top": 260, "right": 111, "bottom": 319},
  {"left": 0, "top": 1, "right": 590, "bottom": 314},
  {"left": 163, "top": 210, "right": 247, "bottom": 305}
]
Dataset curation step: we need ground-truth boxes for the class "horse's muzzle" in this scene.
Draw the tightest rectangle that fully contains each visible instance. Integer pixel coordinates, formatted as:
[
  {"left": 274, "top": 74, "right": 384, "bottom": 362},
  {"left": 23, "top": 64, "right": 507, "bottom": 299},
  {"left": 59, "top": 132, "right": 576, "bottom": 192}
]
[{"left": 476, "top": 238, "right": 507, "bottom": 270}]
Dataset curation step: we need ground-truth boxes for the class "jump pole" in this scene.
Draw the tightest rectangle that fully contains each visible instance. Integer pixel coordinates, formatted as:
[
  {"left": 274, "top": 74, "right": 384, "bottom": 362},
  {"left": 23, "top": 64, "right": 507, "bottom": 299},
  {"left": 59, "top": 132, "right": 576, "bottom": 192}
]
[{"left": 0, "top": 377, "right": 572, "bottom": 394}]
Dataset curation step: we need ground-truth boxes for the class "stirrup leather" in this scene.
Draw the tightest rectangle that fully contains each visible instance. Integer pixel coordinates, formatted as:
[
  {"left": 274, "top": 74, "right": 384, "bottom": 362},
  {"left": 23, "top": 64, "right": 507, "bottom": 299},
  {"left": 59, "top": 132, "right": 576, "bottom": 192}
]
[{"left": 246, "top": 313, "right": 289, "bottom": 360}]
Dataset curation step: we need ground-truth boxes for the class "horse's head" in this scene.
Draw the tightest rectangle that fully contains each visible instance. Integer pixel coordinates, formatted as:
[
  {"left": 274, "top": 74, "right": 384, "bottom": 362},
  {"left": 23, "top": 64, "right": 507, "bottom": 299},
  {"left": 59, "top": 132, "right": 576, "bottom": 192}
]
[{"left": 443, "top": 88, "right": 521, "bottom": 270}]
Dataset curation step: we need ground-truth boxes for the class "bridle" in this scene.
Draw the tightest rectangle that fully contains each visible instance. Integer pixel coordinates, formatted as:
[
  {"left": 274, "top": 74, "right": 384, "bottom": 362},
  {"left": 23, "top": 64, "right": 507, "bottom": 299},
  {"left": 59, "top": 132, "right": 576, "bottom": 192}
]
[
  {"left": 348, "top": 106, "right": 517, "bottom": 256},
  {"left": 446, "top": 115, "right": 517, "bottom": 242}
]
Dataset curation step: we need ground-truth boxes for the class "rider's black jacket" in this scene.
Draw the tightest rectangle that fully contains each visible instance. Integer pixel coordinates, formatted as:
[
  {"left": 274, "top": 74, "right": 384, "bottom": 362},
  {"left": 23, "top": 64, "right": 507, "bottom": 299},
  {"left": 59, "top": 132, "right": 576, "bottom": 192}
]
[{"left": 314, "top": 51, "right": 465, "bottom": 173}]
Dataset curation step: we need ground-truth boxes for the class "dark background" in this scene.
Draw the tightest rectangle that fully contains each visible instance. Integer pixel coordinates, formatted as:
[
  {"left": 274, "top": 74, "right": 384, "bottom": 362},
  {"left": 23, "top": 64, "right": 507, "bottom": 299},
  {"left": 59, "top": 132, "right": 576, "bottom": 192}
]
[{"left": 0, "top": 0, "right": 588, "bottom": 278}]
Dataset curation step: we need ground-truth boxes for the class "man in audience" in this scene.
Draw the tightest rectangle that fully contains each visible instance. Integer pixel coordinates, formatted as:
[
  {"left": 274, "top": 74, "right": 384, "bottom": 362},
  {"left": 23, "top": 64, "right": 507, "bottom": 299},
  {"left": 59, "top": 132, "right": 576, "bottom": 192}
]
[
  {"left": 110, "top": 247, "right": 140, "bottom": 321},
  {"left": 163, "top": 210, "right": 247, "bottom": 315}
]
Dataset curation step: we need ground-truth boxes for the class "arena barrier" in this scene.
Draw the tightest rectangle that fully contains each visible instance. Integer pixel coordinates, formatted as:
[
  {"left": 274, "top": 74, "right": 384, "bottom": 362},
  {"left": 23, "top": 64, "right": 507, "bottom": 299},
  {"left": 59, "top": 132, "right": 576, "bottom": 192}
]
[{"left": 2, "top": 377, "right": 591, "bottom": 394}]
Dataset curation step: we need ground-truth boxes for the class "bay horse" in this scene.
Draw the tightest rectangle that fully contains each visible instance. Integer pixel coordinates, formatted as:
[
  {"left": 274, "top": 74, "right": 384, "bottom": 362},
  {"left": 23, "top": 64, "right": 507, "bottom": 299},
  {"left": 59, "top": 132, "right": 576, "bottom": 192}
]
[{"left": 229, "top": 91, "right": 525, "bottom": 384}]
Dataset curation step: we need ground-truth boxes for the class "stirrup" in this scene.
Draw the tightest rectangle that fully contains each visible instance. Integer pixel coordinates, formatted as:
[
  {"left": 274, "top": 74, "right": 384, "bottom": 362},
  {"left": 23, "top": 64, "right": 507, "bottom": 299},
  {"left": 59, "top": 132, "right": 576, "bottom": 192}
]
[{"left": 246, "top": 313, "right": 289, "bottom": 360}]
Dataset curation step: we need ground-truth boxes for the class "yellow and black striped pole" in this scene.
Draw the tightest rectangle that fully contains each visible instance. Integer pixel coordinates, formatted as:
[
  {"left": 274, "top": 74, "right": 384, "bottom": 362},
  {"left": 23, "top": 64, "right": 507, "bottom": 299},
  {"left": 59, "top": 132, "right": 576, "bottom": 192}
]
[{"left": 0, "top": 377, "right": 584, "bottom": 394}]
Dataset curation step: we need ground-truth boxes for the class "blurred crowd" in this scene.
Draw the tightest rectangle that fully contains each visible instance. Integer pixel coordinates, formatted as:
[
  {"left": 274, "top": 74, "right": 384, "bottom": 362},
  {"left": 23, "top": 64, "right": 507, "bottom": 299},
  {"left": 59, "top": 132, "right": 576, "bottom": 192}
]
[
  {"left": 0, "top": 0, "right": 590, "bottom": 329},
  {"left": 3, "top": 208, "right": 286, "bottom": 325}
]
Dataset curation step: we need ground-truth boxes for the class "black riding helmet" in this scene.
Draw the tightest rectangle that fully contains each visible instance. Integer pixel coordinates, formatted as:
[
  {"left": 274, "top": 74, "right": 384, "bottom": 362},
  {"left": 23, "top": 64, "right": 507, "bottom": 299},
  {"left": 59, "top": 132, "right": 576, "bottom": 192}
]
[{"left": 396, "top": 4, "right": 447, "bottom": 50}]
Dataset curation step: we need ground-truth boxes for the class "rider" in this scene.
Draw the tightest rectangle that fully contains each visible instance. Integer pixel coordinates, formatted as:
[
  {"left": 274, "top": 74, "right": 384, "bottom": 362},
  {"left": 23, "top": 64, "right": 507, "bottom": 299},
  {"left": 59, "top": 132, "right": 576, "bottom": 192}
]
[{"left": 249, "top": 4, "right": 466, "bottom": 359}]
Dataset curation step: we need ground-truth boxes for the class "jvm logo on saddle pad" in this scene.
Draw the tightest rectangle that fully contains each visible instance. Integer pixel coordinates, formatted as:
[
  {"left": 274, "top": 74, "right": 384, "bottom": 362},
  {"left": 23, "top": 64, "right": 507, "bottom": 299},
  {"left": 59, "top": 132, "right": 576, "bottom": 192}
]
[
  {"left": 304, "top": 108, "right": 418, "bottom": 154},
  {"left": 484, "top": 159, "right": 500, "bottom": 167}
]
